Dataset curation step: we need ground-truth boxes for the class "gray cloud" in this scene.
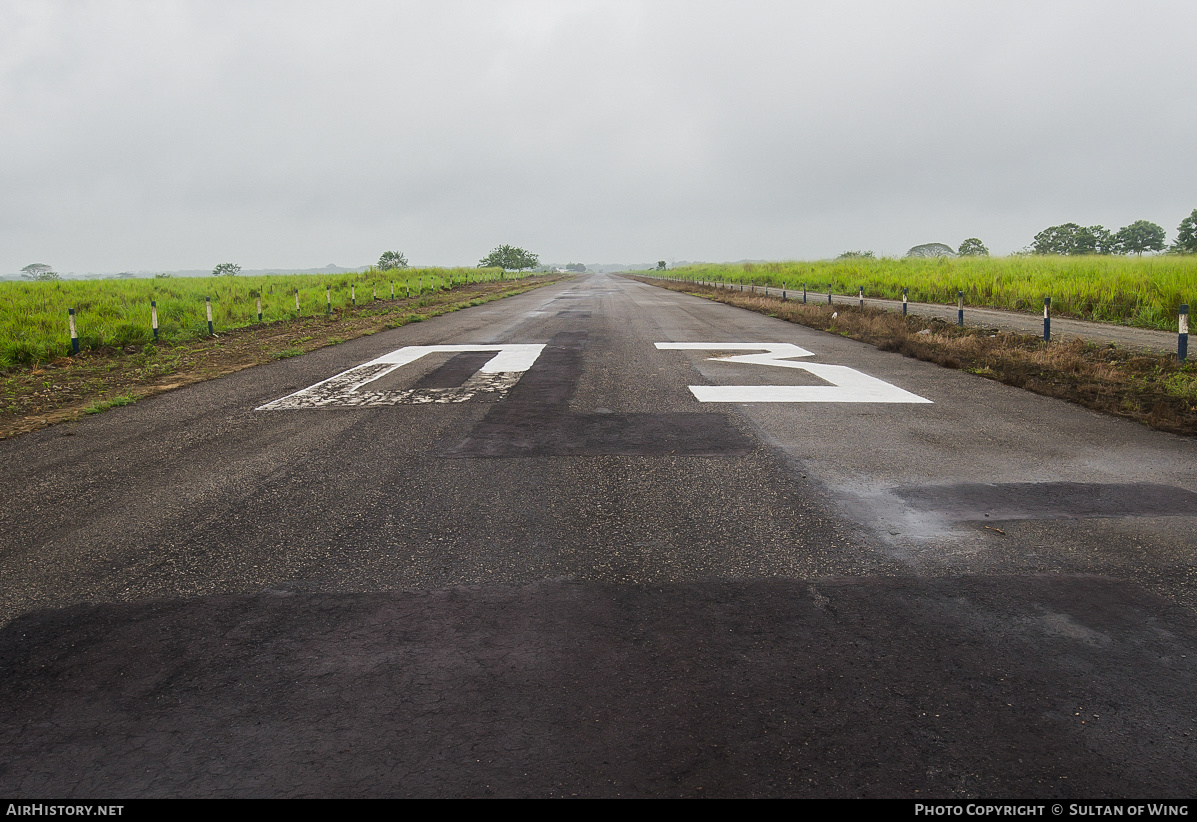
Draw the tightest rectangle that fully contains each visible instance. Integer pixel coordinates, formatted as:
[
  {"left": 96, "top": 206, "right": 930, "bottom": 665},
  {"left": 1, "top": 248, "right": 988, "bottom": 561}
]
[{"left": 3, "top": 0, "right": 1195, "bottom": 273}]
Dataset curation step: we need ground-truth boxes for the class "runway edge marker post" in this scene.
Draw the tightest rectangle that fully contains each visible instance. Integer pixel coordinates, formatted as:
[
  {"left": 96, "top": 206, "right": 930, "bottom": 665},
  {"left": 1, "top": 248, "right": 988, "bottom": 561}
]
[{"left": 1179, "top": 304, "right": 1189, "bottom": 362}]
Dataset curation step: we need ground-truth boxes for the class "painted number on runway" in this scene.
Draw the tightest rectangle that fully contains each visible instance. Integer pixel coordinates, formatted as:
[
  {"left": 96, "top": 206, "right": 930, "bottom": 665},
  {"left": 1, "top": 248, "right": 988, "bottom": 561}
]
[
  {"left": 256, "top": 344, "right": 546, "bottom": 410},
  {"left": 654, "top": 343, "right": 932, "bottom": 403}
]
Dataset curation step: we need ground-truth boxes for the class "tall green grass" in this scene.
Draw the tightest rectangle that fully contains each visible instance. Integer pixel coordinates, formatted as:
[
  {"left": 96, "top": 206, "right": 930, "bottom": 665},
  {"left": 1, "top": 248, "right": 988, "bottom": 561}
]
[
  {"left": 0, "top": 268, "right": 523, "bottom": 368},
  {"left": 668, "top": 256, "right": 1196, "bottom": 331}
]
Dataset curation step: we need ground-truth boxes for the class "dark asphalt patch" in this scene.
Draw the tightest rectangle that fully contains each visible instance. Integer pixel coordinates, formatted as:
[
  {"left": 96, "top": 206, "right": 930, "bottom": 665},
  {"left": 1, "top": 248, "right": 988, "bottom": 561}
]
[
  {"left": 2, "top": 576, "right": 1194, "bottom": 798},
  {"left": 443, "top": 410, "right": 753, "bottom": 457},
  {"left": 410, "top": 352, "right": 499, "bottom": 389},
  {"left": 556, "top": 310, "right": 591, "bottom": 318},
  {"left": 894, "top": 482, "right": 1197, "bottom": 521},
  {"left": 443, "top": 328, "right": 753, "bottom": 456}
]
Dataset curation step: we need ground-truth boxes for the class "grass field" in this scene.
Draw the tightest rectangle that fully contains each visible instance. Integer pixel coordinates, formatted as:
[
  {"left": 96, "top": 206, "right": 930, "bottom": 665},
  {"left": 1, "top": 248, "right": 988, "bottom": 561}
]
[
  {"left": 0, "top": 268, "right": 527, "bottom": 368},
  {"left": 667, "top": 256, "right": 1196, "bottom": 332}
]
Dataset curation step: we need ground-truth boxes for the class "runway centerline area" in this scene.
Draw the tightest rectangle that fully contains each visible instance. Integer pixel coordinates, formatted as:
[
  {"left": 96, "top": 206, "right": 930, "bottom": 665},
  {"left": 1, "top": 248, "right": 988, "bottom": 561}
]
[{"left": 1, "top": 273, "right": 1194, "bottom": 798}]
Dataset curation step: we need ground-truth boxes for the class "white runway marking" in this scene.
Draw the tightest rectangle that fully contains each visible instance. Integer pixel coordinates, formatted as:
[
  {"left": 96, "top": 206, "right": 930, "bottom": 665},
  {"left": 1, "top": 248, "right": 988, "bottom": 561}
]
[
  {"left": 257, "top": 344, "right": 546, "bottom": 410},
  {"left": 655, "top": 342, "right": 932, "bottom": 404}
]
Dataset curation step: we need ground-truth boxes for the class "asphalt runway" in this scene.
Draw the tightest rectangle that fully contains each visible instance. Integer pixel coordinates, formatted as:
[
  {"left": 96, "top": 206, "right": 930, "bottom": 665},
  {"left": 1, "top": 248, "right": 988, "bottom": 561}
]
[{"left": 1, "top": 273, "right": 1195, "bottom": 798}]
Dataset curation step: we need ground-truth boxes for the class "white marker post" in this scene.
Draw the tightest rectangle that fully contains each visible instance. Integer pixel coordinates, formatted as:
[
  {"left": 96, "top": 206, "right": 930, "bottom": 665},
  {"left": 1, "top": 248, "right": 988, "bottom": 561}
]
[
  {"left": 957, "top": 290, "right": 964, "bottom": 327},
  {"left": 256, "top": 297, "right": 262, "bottom": 322},
  {"left": 902, "top": 288, "right": 908, "bottom": 316},
  {"left": 858, "top": 286, "right": 864, "bottom": 309},
  {"left": 69, "top": 308, "right": 79, "bottom": 354},
  {"left": 351, "top": 285, "right": 356, "bottom": 306},
  {"left": 295, "top": 288, "right": 300, "bottom": 314},
  {"left": 1180, "top": 304, "right": 1189, "bottom": 362},
  {"left": 206, "top": 297, "right": 214, "bottom": 335},
  {"left": 1044, "top": 296, "right": 1051, "bottom": 342},
  {"left": 326, "top": 286, "right": 331, "bottom": 314},
  {"left": 151, "top": 300, "right": 159, "bottom": 340}
]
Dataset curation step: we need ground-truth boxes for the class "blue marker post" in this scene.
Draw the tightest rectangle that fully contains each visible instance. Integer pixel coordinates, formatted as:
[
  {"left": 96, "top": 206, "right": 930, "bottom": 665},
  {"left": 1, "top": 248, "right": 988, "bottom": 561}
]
[
  {"left": 803, "top": 283, "right": 807, "bottom": 304},
  {"left": 1044, "top": 297, "right": 1052, "bottom": 342},
  {"left": 957, "top": 290, "right": 964, "bottom": 328},
  {"left": 151, "top": 300, "right": 159, "bottom": 340},
  {"left": 68, "top": 308, "right": 79, "bottom": 355},
  {"left": 902, "top": 287, "right": 908, "bottom": 317},
  {"left": 1179, "top": 304, "right": 1189, "bottom": 362},
  {"left": 206, "top": 296, "right": 214, "bottom": 335}
]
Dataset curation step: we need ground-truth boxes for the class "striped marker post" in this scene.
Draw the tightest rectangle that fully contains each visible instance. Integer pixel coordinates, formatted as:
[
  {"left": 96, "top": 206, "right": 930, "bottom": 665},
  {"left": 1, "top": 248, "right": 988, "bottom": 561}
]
[
  {"left": 902, "top": 288, "right": 908, "bottom": 316},
  {"left": 1180, "top": 304, "right": 1189, "bottom": 362},
  {"left": 957, "top": 290, "right": 964, "bottom": 328},
  {"left": 858, "top": 286, "right": 864, "bottom": 309},
  {"left": 151, "top": 301, "right": 159, "bottom": 340},
  {"left": 69, "top": 308, "right": 79, "bottom": 355},
  {"left": 206, "top": 296, "right": 214, "bottom": 335},
  {"left": 256, "top": 297, "right": 262, "bottom": 322},
  {"left": 326, "top": 287, "right": 331, "bottom": 314},
  {"left": 1044, "top": 297, "right": 1051, "bottom": 342}
]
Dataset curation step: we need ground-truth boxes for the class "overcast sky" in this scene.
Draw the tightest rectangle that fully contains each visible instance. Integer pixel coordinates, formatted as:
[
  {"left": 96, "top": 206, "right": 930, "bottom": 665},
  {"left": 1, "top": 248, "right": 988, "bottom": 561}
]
[{"left": 3, "top": 0, "right": 1196, "bottom": 273}]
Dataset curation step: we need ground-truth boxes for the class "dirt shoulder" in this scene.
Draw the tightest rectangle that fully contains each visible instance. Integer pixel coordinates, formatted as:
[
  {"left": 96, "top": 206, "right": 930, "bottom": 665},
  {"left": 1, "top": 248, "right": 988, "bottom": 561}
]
[
  {"left": 630, "top": 276, "right": 1197, "bottom": 437},
  {"left": 0, "top": 276, "right": 566, "bottom": 440}
]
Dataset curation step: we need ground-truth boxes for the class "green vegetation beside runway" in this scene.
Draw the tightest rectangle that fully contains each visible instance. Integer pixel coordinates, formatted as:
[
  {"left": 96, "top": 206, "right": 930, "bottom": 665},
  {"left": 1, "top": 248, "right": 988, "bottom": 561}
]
[
  {"left": 634, "top": 275, "right": 1197, "bottom": 437},
  {"left": 0, "top": 267, "right": 528, "bottom": 368},
  {"left": 0, "top": 275, "right": 566, "bottom": 439},
  {"left": 665, "top": 256, "right": 1196, "bottom": 332}
]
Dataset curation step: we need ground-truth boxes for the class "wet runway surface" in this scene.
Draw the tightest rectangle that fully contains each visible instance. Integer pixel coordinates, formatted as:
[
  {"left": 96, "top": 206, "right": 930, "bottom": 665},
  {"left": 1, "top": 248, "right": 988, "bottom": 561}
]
[{"left": 2, "top": 274, "right": 1195, "bottom": 797}]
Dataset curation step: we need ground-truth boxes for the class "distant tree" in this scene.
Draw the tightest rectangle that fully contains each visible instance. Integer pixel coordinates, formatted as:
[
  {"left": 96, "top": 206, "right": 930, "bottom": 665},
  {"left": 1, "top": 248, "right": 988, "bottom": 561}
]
[
  {"left": 378, "top": 250, "right": 408, "bottom": 271},
  {"left": 1172, "top": 209, "right": 1197, "bottom": 254},
  {"left": 116, "top": 272, "right": 136, "bottom": 279},
  {"left": 906, "top": 243, "right": 955, "bottom": 258},
  {"left": 20, "top": 263, "right": 59, "bottom": 281},
  {"left": 565, "top": 263, "right": 587, "bottom": 272},
  {"left": 1031, "top": 223, "right": 1115, "bottom": 255},
  {"left": 1113, "top": 220, "right": 1166, "bottom": 256},
  {"left": 478, "top": 245, "right": 539, "bottom": 271},
  {"left": 657, "top": 261, "right": 667, "bottom": 270},
  {"left": 213, "top": 262, "right": 241, "bottom": 277},
  {"left": 957, "top": 238, "right": 989, "bottom": 257},
  {"left": 155, "top": 272, "right": 173, "bottom": 278},
  {"left": 836, "top": 250, "right": 875, "bottom": 260}
]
